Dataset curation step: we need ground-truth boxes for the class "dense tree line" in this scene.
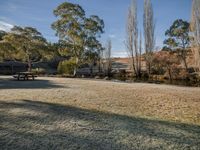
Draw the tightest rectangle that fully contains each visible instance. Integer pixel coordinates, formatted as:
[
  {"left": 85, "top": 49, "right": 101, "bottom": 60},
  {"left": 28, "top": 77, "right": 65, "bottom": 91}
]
[
  {"left": 0, "top": 27, "right": 57, "bottom": 71},
  {"left": 0, "top": 2, "right": 104, "bottom": 75}
]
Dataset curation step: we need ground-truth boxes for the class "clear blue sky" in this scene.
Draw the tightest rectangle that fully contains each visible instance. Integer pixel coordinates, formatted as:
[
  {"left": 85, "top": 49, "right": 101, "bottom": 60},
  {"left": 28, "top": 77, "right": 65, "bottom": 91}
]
[{"left": 0, "top": 0, "right": 192, "bottom": 57}]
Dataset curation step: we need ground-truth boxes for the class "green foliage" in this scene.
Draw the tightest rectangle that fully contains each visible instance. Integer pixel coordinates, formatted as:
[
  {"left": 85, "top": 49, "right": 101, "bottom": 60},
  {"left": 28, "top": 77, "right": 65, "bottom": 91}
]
[
  {"left": 43, "top": 42, "right": 60, "bottom": 61},
  {"left": 57, "top": 59, "right": 76, "bottom": 75},
  {"left": 164, "top": 19, "right": 191, "bottom": 70},
  {"left": 0, "top": 30, "right": 7, "bottom": 41},
  {"left": 84, "top": 15, "right": 104, "bottom": 37},
  {"left": 84, "top": 49, "right": 99, "bottom": 63},
  {"left": 164, "top": 19, "right": 190, "bottom": 49},
  {"left": 52, "top": 2, "right": 85, "bottom": 41},
  {"left": 31, "top": 68, "right": 46, "bottom": 75},
  {"left": 0, "top": 41, "right": 16, "bottom": 61},
  {"left": 52, "top": 2, "right": 85, "bottom": 60},
  {"left": 0, "top": 31, "right": 10, "bottom": 61},
  {"left": 1, "top": 26, "right": 49, "bottom": 70},
  {"left": 52, "top": 2, "right": 104, "bottom": 75},
  {"left": 163, "top": 38, "right": 177, "bottom": 48}
]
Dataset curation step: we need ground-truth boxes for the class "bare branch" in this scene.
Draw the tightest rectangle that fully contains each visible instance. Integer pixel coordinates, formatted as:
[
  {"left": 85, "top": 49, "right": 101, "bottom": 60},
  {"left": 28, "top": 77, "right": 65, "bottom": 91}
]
[
  {"left": 104, "top": 39, "right": 112, "bottom": 76},
  {"left": 125, "top": 0, "right": 141, "bottom": 77},
  {"left": 191, "top": 0, "right": 200, "bottom": 71},
  {"left": 143, "top": 0, "right": 155, "bottom": 75}
]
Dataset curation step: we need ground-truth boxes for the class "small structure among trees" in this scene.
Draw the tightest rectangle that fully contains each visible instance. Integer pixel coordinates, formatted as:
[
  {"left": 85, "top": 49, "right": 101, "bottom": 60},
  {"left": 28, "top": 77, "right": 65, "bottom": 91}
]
[
  {"left": 0, "top": 61, "right": 27, "bottom": 75},
  {"left": 0, "top": 26, "right": 51, "bottom": 72}
]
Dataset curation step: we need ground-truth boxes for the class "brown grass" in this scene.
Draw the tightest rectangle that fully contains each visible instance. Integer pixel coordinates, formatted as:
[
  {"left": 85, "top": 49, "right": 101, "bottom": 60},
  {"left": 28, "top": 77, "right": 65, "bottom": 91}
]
[{"left": 0, "top": 76, "right": 200, "bottom": 149}]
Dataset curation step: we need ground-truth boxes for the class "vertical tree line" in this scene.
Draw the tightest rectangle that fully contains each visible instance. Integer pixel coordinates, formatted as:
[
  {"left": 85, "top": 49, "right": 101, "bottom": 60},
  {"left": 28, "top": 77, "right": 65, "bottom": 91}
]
[
  {"left": 126, "top": 0, "right": 155, "bottom": 78},
  {"left": 125, "top": 0, "right": 142, "bottom": 78},
  {"left": 104, "top": 39, "right": 112, "bottom": 76},
  {"left": 143, "top": 0, "right": 155, "bottom": 76}
]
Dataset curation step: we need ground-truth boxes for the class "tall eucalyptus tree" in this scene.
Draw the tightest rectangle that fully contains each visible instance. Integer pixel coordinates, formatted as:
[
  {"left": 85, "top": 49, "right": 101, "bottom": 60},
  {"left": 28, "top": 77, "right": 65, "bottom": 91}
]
[{"left": 52, "top": 2, "right": 104, "bottom": 76}]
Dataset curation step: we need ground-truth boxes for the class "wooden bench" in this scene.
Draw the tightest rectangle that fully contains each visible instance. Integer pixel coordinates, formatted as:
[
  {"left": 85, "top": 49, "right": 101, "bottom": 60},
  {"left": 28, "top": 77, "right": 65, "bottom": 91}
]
[{"left": 13, "top": 72, "right": 37, "bottom": 81}]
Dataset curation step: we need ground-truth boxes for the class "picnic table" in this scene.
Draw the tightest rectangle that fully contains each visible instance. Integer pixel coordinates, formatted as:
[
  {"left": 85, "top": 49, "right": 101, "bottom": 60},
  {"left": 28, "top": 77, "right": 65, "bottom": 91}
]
[{"left": 13, "top": 72, "right": 37, "bottom": 81}]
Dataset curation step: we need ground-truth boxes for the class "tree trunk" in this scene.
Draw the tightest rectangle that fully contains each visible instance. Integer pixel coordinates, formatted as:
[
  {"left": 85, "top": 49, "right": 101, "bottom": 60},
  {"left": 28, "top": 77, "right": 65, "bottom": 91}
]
[
  {"left": 28, "top": 61, "right": 32, "bottom": 72},
  {"left": 90, "top": 63, "right": 93, "bottom": 77},
  {"left": 73, "top": 57, "right": 79, "bottom": 77},
  {"left": 198, "top": 47, "right": 200, "bottom": 71},
  {"left": 146, "top": 61, "right": 151, "bottom": 77},
  {"left": 11, "top": 64, "right": 14, "bottom": 75},
  {"left": 183, "top": 57, "right": 188, "bottom": 72},
  {"left": 131, "top": 56, "right": 137, "bottom": 77},
  {"left": 26, "top": 51, "right": 32, "bottom": 72},
  {"left": 168, "top": 68, "right": 172, "bottom": 83},
  {"left": 98, "top": 59, "right": 101, "bottom": 73},
  {"left": 148, "top": 62, "right": 151, "bottom": 76},
  {"left": 73, "top": 68, "right": 77, "bottom": 77}
]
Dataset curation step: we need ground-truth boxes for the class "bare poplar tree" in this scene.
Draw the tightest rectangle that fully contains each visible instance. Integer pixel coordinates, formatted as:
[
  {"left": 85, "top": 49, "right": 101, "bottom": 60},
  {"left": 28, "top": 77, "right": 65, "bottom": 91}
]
[
  {"left": 139, "top": 31, "right": 142, "bottom": 76},
  {"left": 143, "top": 0, "right": 155, "bottom": 76},
  {"left": 104, "top": 39, "right": 112, "bottom": 76},
  {"left": 98, "top": 48, "right": 104, "bottom": 73},
  {"left": 125, "top": 0, "right": 142, "bottom": 78},
  {"left": 191, "top": 0, "right": 200, "bottom": 71}
]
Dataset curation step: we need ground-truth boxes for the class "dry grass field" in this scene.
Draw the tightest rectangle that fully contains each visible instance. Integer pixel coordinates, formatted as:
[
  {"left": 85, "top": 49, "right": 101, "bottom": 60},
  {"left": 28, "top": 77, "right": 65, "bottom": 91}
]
[{"left": 0, "top": 76, "right": 200, "bottom": 150}]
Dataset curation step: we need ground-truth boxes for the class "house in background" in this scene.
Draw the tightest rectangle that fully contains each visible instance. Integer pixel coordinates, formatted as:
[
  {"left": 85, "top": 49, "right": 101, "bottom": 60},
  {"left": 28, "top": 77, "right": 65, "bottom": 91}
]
[{"left": 0, "top": 61, "right": 27, "bottom": 75}]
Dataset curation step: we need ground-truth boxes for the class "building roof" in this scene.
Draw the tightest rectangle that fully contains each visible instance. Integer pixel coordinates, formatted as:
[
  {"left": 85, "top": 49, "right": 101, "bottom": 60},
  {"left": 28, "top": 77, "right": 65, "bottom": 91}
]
[{"left": 0, "top": 61, "right": 27, "bottom": 67}]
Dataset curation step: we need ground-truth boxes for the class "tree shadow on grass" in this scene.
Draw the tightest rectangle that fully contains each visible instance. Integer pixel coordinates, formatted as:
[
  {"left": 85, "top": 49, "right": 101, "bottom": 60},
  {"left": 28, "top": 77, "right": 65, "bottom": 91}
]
[
  {"left": 0, "top": 100, "right": 200, "bottom": 150},
  {"left": 0, "top": 77, "right": 66, "bottom": 89}
]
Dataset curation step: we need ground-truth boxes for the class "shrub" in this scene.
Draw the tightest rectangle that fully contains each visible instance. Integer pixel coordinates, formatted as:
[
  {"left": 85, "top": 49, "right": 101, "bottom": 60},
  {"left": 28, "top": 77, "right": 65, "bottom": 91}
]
[
  {"left": 57, "top": 59, "right": 76, "bottom": 75},
  {"left": 32, "top": 68, "right": 46, "bottom": 75},
  {"left": 153, "top": 51, "right": 180, "bottom": 81}
]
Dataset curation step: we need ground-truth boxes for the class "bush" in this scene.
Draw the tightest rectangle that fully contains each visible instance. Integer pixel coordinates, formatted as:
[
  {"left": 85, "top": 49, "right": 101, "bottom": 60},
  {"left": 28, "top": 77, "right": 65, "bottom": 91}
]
[
  {"left": 57, "top": 59, "right": 76, "bottom": 75},
  {"left": 151, "top": 66, "right": 165, "bottom": 75},
  {"left": 32, "top": 68, "right": 46, "bottom": 75}
]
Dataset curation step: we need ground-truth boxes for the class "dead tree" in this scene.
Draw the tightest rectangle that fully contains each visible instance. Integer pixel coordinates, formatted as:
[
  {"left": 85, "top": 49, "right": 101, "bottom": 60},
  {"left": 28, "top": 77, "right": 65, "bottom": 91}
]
[{"left": 143, "top": 0, "right": 155, "bottom": 76}]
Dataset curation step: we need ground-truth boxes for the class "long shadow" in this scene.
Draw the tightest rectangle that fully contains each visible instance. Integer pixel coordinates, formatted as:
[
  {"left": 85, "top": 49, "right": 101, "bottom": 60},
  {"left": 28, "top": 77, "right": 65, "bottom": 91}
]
[
  {"left": 0, "top": 77, "right": 65, "bottom": 89},
  {"left": 0, "top": 100, "right": 200, "bottom": 150}
]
